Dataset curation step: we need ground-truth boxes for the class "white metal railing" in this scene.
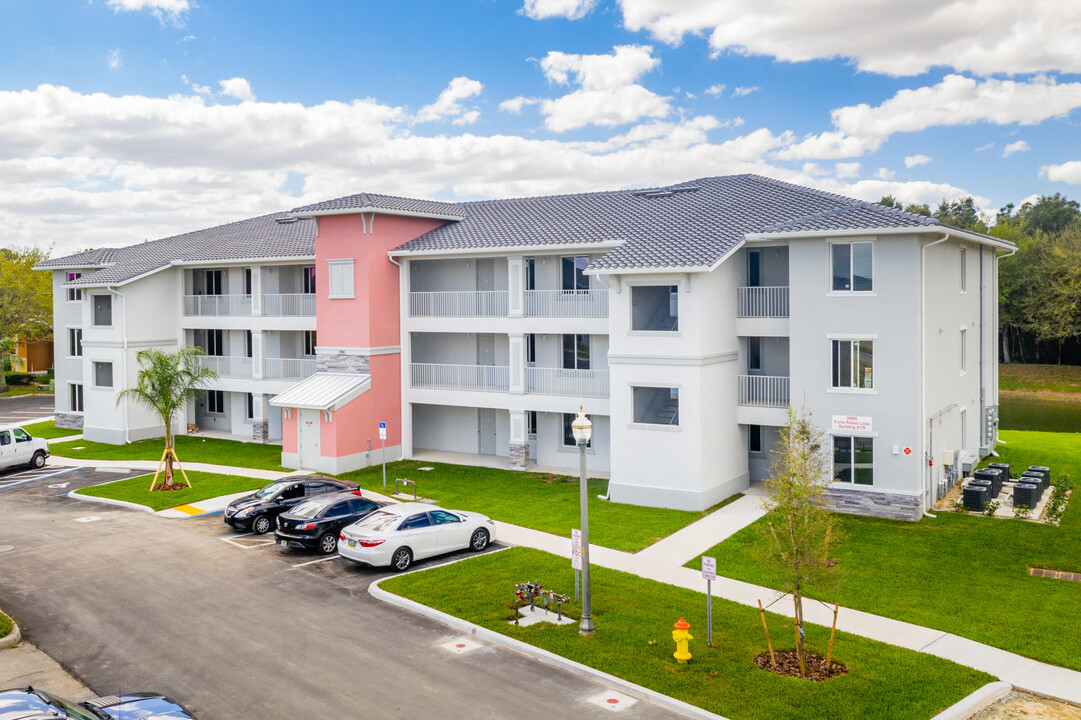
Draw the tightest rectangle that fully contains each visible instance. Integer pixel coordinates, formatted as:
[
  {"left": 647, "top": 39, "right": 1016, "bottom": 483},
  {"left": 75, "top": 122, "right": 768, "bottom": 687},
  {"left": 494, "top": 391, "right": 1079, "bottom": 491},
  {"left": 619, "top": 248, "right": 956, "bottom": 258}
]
[
  {"left": 737, "top": 286, "right": 789, "bottom": 318},
  {"left": 409, "top": 291, "right": 508, "bottom": 318},
  {"left": 410, "top": 363, "right": 509, "bottom": 392},
  {"left": 738, "top": 375, "right": 790, "bottom": 407},
  {"left": 263, "top": 357, "right": 317, "bottom": 381},
  {"left": 262, "top": 293, "right": 316, "bottom": 317},
  {"left": 524, "top": 289, "right": 608, "bottom": 318},
  {"left": 526, "top": 367, "right": 610, "bottom": 399},
  {"left": 182, "top": 294, "right": 252, "bottom": 317},
  {"left": 198, "top": 355, "right": 253, "bottom": 378}
]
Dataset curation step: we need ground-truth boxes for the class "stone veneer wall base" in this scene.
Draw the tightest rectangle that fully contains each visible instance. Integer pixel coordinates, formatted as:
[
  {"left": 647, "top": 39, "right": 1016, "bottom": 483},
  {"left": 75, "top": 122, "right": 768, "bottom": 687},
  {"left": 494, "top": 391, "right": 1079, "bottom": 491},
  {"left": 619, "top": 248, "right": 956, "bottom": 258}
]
[
  {"left": 316, "top": 354, "right": 371, "bottom": 374},
  {"left": 824, "top": 486, "right": 923, "bottom": 522},
  {"left": 55, "top": 413, "right": 84, "bottom": 430},
  {"left": 252, "top": 421, "right": 270, "bottom": 443},
  {"left": 509, "top": 441, "right": 529, "bottom": 469}
]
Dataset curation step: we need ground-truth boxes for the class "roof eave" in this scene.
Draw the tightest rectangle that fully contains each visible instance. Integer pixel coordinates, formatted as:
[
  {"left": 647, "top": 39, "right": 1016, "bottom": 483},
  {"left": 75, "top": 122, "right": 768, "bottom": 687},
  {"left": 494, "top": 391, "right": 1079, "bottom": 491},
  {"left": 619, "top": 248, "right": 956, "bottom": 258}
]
[
  {"left": 393, "top": 240, "right": 625, "bottom": 260},
  {"left": 290, "top": 206, "right": 464, "bottom": 222},
  {"left": 35, "top": 262, "right": 113, "bottom": 272},
  {"left": 169, "top": 254, "right": 315, "bottom": 267},
  {"left": 744, "top": 225, "right": 1016, "bottom": 250},
  {"left": 64, "top": 263, "right": 172, "bottom": 289},
  {"left": 584, "top": 263, "right": 711, "bottom": 276}
]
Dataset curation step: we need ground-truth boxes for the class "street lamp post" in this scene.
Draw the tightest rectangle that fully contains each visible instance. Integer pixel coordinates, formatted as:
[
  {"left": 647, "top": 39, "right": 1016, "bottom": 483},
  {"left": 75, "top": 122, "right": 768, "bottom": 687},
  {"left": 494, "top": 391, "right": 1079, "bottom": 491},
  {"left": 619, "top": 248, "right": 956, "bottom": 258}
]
[{"left": 572, "top": 406, "right": 595, "bottom": 635}]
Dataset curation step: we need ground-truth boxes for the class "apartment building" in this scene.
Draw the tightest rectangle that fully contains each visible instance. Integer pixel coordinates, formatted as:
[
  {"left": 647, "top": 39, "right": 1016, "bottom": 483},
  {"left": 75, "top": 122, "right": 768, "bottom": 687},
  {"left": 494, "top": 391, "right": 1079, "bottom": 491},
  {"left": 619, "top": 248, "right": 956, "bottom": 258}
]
[{"left": 38, "top": 175, "right": 1013, "bottom": 519}]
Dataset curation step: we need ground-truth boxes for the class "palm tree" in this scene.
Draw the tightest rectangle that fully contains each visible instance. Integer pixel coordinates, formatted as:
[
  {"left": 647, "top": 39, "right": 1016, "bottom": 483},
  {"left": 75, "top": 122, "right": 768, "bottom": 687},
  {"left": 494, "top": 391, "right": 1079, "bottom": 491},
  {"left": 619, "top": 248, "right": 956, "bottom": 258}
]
[{"left": 118, "top": 346, "right": 217, "bottom": 489}]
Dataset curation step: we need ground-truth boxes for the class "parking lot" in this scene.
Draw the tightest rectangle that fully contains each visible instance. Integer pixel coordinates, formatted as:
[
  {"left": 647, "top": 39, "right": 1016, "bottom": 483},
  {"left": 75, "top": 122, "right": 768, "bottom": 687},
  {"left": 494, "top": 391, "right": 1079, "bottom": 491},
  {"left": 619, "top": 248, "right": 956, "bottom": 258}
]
[
  {"left": 0, "top": 461, "right": 682, "bottom": 720},
  {"left": 0, "top": 394, "right": 55, "bottom": 426}
]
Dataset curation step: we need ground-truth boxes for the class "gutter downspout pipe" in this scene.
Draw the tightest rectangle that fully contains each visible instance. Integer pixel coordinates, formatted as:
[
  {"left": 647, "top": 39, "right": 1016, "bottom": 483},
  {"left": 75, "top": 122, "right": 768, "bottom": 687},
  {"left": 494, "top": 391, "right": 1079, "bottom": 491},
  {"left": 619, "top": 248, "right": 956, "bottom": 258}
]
[{"left": 921, "top": 233, "right": 950, "bottom": 518}]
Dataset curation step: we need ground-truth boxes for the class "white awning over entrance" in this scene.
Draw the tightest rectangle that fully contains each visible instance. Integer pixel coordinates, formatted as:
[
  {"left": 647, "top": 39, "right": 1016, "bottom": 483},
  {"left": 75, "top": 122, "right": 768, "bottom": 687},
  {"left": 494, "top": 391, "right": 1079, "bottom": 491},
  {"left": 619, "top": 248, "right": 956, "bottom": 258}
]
[{"left": 269, "top": 372, "right": 371, "bottom": 411}]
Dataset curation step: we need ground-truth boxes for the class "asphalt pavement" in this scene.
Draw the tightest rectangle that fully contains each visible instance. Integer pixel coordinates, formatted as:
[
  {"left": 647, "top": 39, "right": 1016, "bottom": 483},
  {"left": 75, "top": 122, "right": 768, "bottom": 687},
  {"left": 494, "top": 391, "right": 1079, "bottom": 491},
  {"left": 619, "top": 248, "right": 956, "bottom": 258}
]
[
  {"left": 0, "top": 393, "right": 55, "bottom": 426},
  {"left": 0, "top": 464, "right": 684, "bottom": 719}
]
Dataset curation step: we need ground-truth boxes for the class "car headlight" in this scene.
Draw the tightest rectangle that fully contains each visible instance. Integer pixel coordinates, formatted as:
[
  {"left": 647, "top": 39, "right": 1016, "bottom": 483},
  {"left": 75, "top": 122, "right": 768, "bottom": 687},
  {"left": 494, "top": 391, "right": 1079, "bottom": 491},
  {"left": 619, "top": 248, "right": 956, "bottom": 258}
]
[{"left": 235, "top": 507, "right": 254, "bottom": 518}]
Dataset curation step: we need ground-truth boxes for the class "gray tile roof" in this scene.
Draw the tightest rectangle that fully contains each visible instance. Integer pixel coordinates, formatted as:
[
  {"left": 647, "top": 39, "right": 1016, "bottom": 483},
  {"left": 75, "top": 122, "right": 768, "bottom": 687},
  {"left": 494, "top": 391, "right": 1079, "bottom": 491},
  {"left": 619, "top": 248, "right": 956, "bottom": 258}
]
[
  {"left": 292, "top": 192, "right": 463, "bottom": 218},
  {"left": 756, "top": 202, "right": 940, "bottom": 234},
  {"left": 37, "top": 213, "right": 316, "bottom": 287}
]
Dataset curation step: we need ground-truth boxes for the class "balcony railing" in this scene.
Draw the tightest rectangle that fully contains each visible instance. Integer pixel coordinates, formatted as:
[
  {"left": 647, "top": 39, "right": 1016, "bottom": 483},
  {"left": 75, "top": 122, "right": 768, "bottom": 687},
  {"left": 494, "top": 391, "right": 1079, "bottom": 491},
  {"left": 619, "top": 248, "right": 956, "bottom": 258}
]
[
  {"left": 526, "top": 367, "right": 609, "bottom": 399},
  {"left": 411, "top": 363, "right": 509, "bottom": 393},
  {"left": 409, "top": 291, "right": 509, "bottom": 318},
  {"left": 524, "top": 289, "right": 608, "bottom": 318},
  {"left": 183, "top": 294, "right": 252, "bottom": 317},
  {"left": 737, "top": 286, "right": 789, "bottom": 318},
  {"left": 738, "top": 375, "right": 790, "bottom": 408},
  {"left": 263, "top": 357, "right": 317, "bottom": 381},
  {"left": 263, "top": 293, "right": 316, "bottom": 317},
  {"left": 198, "top": 355, "right": 253, "bottom": 379}
]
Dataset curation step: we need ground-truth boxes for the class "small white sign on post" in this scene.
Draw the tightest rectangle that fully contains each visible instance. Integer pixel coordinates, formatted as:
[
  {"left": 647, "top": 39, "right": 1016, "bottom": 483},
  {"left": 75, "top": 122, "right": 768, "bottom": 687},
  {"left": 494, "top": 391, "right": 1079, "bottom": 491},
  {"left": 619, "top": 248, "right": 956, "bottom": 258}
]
[
  {"left": 702, "top": 555, "right": 717, "bottom": 645},
  {"left": 378, "top": 421, "right": 387, "bottom": 439},
  {"left": 701, "top": 556, "right": 717, "bottom": 581},
  {"left": 571, "top": 529, "right": 582, "bottom": 570}
]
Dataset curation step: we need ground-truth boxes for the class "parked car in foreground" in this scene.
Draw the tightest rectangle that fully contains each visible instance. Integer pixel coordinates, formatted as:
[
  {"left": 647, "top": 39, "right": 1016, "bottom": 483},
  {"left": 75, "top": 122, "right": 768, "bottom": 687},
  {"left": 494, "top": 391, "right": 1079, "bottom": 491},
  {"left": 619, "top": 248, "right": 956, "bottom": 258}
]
[
  {"left": 223, "top": 475, "right": 358, "bottom": 534},
  {"left": 339, "top": 503, "right": 495, "bottom": 571},
  {"left": 274, "top": 491, "right": 387, "bottom": 554},
  {"left": 0, "top": 424, "right": 49, "bottom": 471},
  {"left": 0, "top": 685, "right": 195, "bottom": 719}
]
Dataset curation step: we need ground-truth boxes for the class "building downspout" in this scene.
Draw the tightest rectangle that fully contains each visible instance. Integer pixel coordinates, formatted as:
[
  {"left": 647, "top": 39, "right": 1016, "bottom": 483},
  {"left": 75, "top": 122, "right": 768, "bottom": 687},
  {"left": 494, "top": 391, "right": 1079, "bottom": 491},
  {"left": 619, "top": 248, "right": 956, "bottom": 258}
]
[{"left": 920, "top": 232, "right": 950, "bottom": 518}]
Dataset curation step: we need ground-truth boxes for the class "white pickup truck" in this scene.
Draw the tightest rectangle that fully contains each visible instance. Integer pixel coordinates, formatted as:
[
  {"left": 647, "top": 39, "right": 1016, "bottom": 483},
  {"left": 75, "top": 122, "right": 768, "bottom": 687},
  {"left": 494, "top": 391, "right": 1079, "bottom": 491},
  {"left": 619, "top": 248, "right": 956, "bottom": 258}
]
[{"left": 0, "top": 424, "right": 50, "bottom": 471}]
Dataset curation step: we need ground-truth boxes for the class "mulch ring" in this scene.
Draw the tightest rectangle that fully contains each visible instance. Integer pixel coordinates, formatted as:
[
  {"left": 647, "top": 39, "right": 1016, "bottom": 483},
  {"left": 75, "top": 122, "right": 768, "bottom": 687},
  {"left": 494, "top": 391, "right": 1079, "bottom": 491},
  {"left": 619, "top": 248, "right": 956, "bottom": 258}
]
[
  {"left": 150, "top": 483, "right": 193, "bottom": 492},
  {"left": 754, "top": 650, "right": 848, "bottom": 681}
]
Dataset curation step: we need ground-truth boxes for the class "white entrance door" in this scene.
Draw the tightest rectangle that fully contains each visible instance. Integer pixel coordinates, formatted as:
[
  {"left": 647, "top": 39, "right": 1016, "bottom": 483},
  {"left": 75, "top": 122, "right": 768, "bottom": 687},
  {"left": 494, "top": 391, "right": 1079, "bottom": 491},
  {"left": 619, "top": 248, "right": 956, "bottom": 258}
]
[{"left": 298, "top": 409, "right": 321, "bottom": 470}]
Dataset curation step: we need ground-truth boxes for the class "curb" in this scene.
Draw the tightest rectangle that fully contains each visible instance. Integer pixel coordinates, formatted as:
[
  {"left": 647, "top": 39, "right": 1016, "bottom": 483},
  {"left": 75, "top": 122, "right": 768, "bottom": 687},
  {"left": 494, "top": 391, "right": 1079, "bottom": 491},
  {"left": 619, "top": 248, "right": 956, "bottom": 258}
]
[
  {"left": 930, "top": 682, "right": 1012, "bottom": 720},
  {"left": 0, "top": 619, "right": 21, "bottom": 649},
  {"left": 66, "top": 490, "right": 155, "bottom": 514},
  {"left": 369, "top": 570, "right": 730, "bottom": 720}
]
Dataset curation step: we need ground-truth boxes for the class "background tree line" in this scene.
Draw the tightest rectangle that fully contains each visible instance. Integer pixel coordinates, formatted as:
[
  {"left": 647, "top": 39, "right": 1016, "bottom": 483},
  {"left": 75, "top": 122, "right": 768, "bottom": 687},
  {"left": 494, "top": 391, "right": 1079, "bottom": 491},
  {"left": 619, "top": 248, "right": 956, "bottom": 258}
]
[
  {"left": 879, "top": 192, "right": 1081, "bottom": 365},
  {"left": 0, "top": 245, "right": 53, "bottom": 392}
]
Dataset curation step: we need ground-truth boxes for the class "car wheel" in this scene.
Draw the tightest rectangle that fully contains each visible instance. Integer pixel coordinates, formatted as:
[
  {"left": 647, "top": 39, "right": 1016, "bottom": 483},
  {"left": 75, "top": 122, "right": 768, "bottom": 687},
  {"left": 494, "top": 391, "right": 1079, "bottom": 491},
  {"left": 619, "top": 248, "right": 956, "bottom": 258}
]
[
  {"left": 30, "top": 451, "right": 46, "bottom": 469},
  {"left": 318, "top": 532, "right": 339, "bottom": 555},
  {"left": 251, "top": 515, "right": 271, "bottom": 535},
  {"left": 391, "top": 547, "right": 413, "bottom": 572},
  {"left": 470, "top": 528, "right": 490, "bottom": 552}
]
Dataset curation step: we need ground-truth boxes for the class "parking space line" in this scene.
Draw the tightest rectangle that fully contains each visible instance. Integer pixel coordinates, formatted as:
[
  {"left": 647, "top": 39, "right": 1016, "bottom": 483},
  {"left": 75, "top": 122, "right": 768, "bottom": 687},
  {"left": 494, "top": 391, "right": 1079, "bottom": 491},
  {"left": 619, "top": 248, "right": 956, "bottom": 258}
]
[
  {"left": 291, "top": 555, "right": 339, "bottom": 568},
  {"left": 0, "top": 466, "right": 84, "bottom": 491},
  {"left": 218, "top": 535, "right": 275, "bottom": 550},
  {"left": 219, "top": 532, "right": 253, "bottom": 539}
]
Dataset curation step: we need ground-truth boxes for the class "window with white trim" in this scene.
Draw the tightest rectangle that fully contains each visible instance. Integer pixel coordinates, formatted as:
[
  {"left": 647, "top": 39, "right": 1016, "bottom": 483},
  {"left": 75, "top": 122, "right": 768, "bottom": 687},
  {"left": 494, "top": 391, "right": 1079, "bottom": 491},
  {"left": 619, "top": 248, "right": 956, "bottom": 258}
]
[
  {"left": 562, "top": 412, "right": 592, "bottom": 448},
  {"left": 68, "top": 328, "right": 83, "bottom": 357},
  {"left": 70, "top": 383, "right": 84, "bottom": 412},
  {"left": 833, "top": 436, "right": 873, "bottom": 485},
  {"left": 302, "top": 266, "right": 316, "bottom": 294},
  {"left": 92, "top": 295, "right": 112, "bottom": 326},
  {"left": 633, "top": 386, "right": 679, "bottom": 426},
  {"left": 631, "top": 285, "right": 678, "bottom": 331},
  {"left": 207, "top": 390, "right": 225, "bottom": 414},
  {"left": 747, "top": 337, "right": 761, "bottom": 371},
  {"left": 93, "top": 362, "right": 113, "bottom": 388},
  {"left": 562, "top": 334, "right": 589, "bottom": 370},
  {"left": 960, "top": 328, "right": 967, "bottom": 374},
  {"left": 832, "top": 339, "right": 873, "bottom": 389},
  {"left": 831, "top": 241, "right": 873, "bottom": 292},
  {"left": 204, "top": 269, "right": 223, "bottom": 296},
  {"left": 960, "top": 247, "right": 967, "bottom": 293},
  {"left": 247, "top": 393, "right": 255, "bottom": 420},
  {"left": 303, "top": 330, "right": 317, "bottom": 357},
  {"left": 327, "top": 259, "right": 354, "bottom": 299},
  {"left": 66, "top": 273, "right": 82, "bottom": 302},
  {"left": 561, "top": 256, "right": 589, "bottom": 291},
  {"left": 749, "top": 424, "right": 762, "bottom": 453}
]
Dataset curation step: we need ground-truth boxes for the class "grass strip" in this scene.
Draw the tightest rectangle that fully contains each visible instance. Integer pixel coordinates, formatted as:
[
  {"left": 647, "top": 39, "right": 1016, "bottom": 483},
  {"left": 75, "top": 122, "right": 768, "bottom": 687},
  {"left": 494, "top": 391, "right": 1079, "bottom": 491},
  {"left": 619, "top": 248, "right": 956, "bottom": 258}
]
[
  {"left": 341, "top": 459, "right": 737, "bottom": 553},
  {"left": 382, "top": 547, "right": 990, "bottom": 720},
  {"left": 688, "top": 429, "right": 1081, "bottom": 671},
  {"left": 21, "top": 420, "right": 81, "bottom": 439},
  {"left": 75, "top": 470, "right": 269, "bottom": 512},
  {"left": 0, "top": 386, "right": 47, "bottom": 398},
  {"left": 50, "top": 435, "right": 287, "bottom": 472},
  {"left": 0, "top": 611, "right": 11, "bottom": 638},
  {"left": 1000, "top": 363, "right": 1081, "bottom": 393}
]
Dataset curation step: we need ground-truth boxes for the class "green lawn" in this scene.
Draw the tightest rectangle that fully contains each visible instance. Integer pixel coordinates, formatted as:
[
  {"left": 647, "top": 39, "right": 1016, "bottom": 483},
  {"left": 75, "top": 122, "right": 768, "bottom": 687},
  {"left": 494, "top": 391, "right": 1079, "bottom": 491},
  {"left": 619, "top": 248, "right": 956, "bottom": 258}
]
[
  {"left": 21, "top": 420, "right": 81, "bottom": 439},
  {"left": 688, "top": 430, "right": 1081, "bottom": 671},
  {"left": 0, "top": 610, "right": 12, "bottom": 638},
  {"left": 0, "top": 386, "right": 47, "bottom": 398},
  {"left": 49, "top": 435, "right": 287, "bottom": 472},
  {"left": 1000, "top": 395, "right": 1081, "bottom": 432},
  {"left": 1000, "top": 363, "right": 1081, "bottom": 393},
  {"left": 382, "top": 548, "right": 991, "bottom": 720},
  {"left": 74, "top": 470, "right": 269, "bottom": 511},
  {"left": 341, "top": 460, "right": 734, "bottom": 553}
]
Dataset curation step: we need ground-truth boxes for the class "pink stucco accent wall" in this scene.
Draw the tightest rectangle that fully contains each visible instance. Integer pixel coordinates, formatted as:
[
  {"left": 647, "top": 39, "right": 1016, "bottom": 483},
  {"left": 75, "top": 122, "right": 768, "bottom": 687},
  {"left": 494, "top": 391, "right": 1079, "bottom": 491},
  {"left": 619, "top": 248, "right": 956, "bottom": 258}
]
[
  {"left": 319, "top": 354, "right": 401, "bottom": 458},
  {"left": 282, "top": 411, "right": 297, "bottom": 453}
]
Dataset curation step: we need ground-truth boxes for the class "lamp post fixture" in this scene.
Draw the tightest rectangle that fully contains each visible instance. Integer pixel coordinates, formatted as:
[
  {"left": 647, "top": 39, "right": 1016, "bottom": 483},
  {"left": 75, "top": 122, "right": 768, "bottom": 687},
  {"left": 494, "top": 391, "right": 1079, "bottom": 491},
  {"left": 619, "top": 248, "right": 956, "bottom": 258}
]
[{"left": 572, "top": 406, "right": 595, "bottom": 635}]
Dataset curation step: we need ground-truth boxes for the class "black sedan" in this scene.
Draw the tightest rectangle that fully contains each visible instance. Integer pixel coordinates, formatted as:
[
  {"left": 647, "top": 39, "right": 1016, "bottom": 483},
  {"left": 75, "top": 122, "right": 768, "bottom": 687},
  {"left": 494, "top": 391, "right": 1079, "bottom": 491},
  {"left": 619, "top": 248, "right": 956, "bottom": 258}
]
[
  {"left": 275, "top": 491, "right": 387, "bottom": 554},
  {"left": 223, "top": 474, "right": 358, "bottom": 534},
  {"left": 0, "top": 686, "right": 195, "bottom": 719}
]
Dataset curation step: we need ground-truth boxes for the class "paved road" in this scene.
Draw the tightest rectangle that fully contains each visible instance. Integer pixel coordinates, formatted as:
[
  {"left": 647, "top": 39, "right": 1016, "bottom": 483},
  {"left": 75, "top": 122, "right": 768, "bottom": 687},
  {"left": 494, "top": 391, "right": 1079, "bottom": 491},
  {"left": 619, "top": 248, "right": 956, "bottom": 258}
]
[
  {"left": 0, "top": 393, "right": 55, "bottom": 426},
  {"left": 0, "top": 465, "right": 682, "bottom": 719}
]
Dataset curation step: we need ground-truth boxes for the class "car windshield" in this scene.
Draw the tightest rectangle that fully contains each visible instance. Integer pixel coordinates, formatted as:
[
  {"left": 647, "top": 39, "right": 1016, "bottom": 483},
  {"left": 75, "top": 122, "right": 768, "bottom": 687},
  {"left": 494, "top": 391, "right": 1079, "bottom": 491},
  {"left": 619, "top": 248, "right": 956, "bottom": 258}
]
[
  {"left": 254, "top": 481, "right": 288, "bottom": 499},
  {"left": 38, "top": 691, "right": 102, "bottom": 720},
  {"left": 290, "top": 500, "right": 328, "bottom": 518},
  {"left": 353, "top": 511, "right": 401, "bottom": 533}
]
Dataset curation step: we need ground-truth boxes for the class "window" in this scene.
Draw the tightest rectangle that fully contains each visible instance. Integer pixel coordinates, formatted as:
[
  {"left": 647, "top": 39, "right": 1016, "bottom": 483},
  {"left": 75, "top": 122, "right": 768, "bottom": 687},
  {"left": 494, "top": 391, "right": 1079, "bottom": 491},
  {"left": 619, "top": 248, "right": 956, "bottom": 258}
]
[
  {"left": 0, "top": 431, "right": 8, "bottom": 446},
  {"left": 563, "top": 412, "right": 592, "bottom": 448},
  {"left": 832, "top": 339, "right": 874, "bottom": 390},
  {"left": 562, "top": 334, "right": 590, "bottom": 370},
  {"left": 749, "top": 425, "right": 762, "bottom": 453},
  {"left": 12, "top": 428, "right": 31, "bottom": 443},
  {"left": 244, "top": 268, "right": 253, "bottom": 296},
  {"left": 400, "top": 513, "right": 433, "bottom": 530},
  {"left": 207, "top": 390, "right": 225, "bottom": 414},
  {"left": 831, "top": 242, "right": 873, "bottom": 292},
  {"left": 834, "top": 436, "right": 874, "bottom": 485},
  {"left": 204, "top": 270, "right": 222, "bottom": 295},
  {"left": 247, "top": 393, "right": 254, "bottom": 420},
  {"left": 66, "top": 272, "right": 82, "bottom": 302},
  {"left": 631, "top": 285, "right": 678, "bottom": 331},
  {"left": 959, "top": 407, "right": 967, "bottom": 451},
  {"left": 205, "top": 329, "right": 224, "bottom": 356},
  {"left": 960, "top": 328, "right": 967, "bottom": 374},
  {"left": 525, "top": 334, "right": 536, "bottom": 365},
  {"left": 302, "top": 266, "right": 316, "bottom": 294},
  {"left": 68, "top": 328, "right": 83, "bottom": 357},
  {"left": 93, "top": 361, "right": 113, "bottom": 388},
  {"left": 327, "top": 259, "right": 354, "bottom": 299},
  {"left": 430, "top": 510, "right": 462, "bottom": 524},
  {"left": 748, "top": 337, "right": 762, "bottom": 371},
  {"left": 959, "top": 247, "right": 967, "bottom": 293},
  {"left": 303, "top": 330, "right": 317, "bottom": 357},
  {"left": 526, "top": 410, "right": 537, "bottom": 435},
  {"left": 747, "top": 249, "right": 761, "bottom": 287},
  {"left": 70, "top": 383, "right": 84, "bottom": 412},
  {"left": 245, "top": 330, "right": 253, "bottom": 358},
  {"left": 561, "top": 256, "right": 589, "bottom": 291},
  {"left": 92, "top": 295, "right": 112, "bottom": 326},
  {"left": 323, "top": 501, "right": 351, "bottom": 518},
  {"left": 633, "top": 386, "right": 679, "bottom": 426},
  {"left": 524, "top": 258, "right": 536, "bottom": 291}
]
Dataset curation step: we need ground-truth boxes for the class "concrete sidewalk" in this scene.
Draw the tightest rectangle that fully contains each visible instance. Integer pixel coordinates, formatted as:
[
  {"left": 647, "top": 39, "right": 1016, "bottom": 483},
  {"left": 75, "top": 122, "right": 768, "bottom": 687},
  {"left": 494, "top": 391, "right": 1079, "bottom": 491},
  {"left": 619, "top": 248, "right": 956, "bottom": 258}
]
[
  {"left": 51, "top": 455, "right": 291, "bottom": 481},
  {"left": 0, "top": 643, "right": 94, "bottom": 701}
]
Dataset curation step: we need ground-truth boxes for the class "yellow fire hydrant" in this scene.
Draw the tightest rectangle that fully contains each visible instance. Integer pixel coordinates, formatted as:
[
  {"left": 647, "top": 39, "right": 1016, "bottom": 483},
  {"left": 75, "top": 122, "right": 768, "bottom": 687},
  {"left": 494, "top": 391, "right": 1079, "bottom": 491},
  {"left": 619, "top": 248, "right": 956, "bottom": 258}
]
[{"left": 672, "top": 617, "right": 693, "bottom": 664}]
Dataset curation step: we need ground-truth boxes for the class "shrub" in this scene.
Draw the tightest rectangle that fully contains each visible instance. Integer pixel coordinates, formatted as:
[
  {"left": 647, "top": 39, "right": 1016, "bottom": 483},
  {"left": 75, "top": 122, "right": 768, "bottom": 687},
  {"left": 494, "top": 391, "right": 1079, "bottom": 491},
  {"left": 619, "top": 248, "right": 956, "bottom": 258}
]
[
  {"left": 1013, "top": 504, "right": 1032, "bottom": 519},
  {"left": 3, "top": 372, "right": 35, "bottom": 386},
  {"left": 984, "top": 500, "right": 1001, "bottom": 517}
]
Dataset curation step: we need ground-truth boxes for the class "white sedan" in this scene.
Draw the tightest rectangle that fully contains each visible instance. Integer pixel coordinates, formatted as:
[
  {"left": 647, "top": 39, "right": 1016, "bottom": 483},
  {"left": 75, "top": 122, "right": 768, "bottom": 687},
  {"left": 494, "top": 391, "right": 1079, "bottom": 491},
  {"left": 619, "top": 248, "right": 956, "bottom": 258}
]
[{"left": 338, "top": 503, "right": 496, "bottom": 571}]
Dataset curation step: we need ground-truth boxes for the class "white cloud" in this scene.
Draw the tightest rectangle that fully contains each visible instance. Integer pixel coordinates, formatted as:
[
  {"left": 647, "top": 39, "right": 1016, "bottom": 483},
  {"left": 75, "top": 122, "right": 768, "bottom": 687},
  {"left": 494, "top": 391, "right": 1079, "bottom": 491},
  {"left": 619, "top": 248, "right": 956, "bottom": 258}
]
[
  {"left": 105, "top": 0, "right": 191, "bottom": 26},
  {"left": 1041, "top": 161, "right": 1081, "bottom": 184},
  {"left": 219, "top": 77, "right": 256, "bottom": 102},
  {"left": 416, "top": 77, "right": 484, "bottom": 124},
  {"left": 874, "top": 168, "right": 895, "bottom": 180},
  {"left": 616, "top": 0, "right": 1081, "bottom": 76},
  {"left": 499, "top": 96, "right": 538, "bottom": 114},
  {"left": 521, "top": 0, "right": 598, "bottom": 20},
  {"left": 777, "top": 74, "right": 1081, "bottom": 160},
  {"left": 1003, "top": 140, "right": 1030, "bottom": 157},
  {"left": 975, "top": 142, "right": 995, "bottom": 152},
  {"left": 834, "top": 162, "right": 860, "bottom": 179},
  {"left": 107, "top": 48, "right": 122, "bottom": 69},
  {"left": 704, "top": 84, "right": 726, "bottom": 96},
  {"left": 192, "top": 84, "right": 211, "bottom": 95},
  {"left": 732, "top": 86, "right": 758, "bottom": 97},
  {"left": 904, "top": 154, "right": 932, "bottom": 167}
]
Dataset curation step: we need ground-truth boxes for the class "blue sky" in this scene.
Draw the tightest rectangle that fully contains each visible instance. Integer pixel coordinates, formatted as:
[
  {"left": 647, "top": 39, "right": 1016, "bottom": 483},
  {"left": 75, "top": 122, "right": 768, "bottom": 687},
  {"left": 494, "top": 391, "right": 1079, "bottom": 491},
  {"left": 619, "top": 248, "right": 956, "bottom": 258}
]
[{"left": 2, "top": 0, "right": 1080, "bottom": 255}]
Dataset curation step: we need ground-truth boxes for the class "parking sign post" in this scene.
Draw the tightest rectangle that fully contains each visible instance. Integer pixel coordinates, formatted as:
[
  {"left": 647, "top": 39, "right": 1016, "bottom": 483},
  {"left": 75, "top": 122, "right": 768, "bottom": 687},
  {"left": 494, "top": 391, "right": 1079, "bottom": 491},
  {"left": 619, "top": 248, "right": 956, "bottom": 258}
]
[
  {"left": 379, "top": 422, "right": 387, "bottom": 488},
  {"left": 571, "top": 529, "right": 582, "bottom": 603},
  {"left": 702, "top": 556, "right": 717, "bottom": 645}
]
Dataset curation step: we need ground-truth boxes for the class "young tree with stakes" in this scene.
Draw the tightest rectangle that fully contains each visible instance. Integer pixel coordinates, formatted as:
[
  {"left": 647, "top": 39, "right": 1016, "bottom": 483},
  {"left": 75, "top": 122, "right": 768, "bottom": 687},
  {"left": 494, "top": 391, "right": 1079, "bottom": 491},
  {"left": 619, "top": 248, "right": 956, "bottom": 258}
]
[
  {"left": 117, "top": 346, "right": 217, "bottom": 489},
  {"left": 756, "top": 404, "right": 839, "bottom": 678}
]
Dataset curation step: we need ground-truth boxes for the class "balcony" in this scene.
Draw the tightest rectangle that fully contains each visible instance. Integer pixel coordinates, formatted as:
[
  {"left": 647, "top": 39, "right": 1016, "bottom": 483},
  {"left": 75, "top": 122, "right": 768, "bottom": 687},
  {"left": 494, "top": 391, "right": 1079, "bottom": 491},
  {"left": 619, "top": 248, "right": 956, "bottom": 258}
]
[
  {"left": 263, "top": 358, "right": 317, "bottom": 381},
  {"left": 737, "top": 286, "right": 789, "bottom": 318},
  {"left": 526, "top": 367, "right": 609, "bottom": 399},
  {"left": 409, "top": 290, "right": 508, "bottom": 318},
  {"left": 524, "top": 289, "right": 608, "bottom": 318},
  {"left": 738, "top": 375, "right": 790, "bottom": 408},
  {"left": 198, "top": 355, "right": 253, "bottom": 379},
  {"left": 183, "top": 294, "right": 252, "bottom": 317},
  {"left": 263, "top": 293, "right": 316, "bottom": 317},
  {"left": 411, "top": 363, "right": 510, "bottom": 393}
]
